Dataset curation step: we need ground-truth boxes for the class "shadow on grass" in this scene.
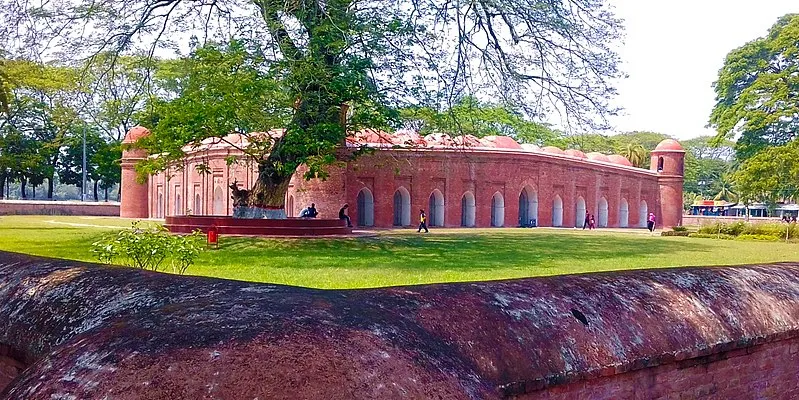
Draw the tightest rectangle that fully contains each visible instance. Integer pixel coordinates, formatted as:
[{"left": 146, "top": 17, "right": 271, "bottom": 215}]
[{"left": 204, "top": 232, "right": 714, "bottom": 272}]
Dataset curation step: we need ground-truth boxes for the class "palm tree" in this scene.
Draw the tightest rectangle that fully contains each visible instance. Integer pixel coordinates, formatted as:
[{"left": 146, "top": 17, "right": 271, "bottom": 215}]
[
  {"left": 620, "top": 142, "right": 647, "bottom": 168},
  {"left": 713, "top": 174, "right": 738, "bottom": 203}
]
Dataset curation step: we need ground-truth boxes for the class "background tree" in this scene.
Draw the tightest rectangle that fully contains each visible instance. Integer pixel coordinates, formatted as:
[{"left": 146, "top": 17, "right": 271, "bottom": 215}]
[
  {"left": 3, "top": 0, "right": 624, "bottom": 212},
  {"left": 710, "top": 14, "right": 799, "bottom": 161},
  {"left": 733, "top": 142, "right": 799, "bottom": 207}
]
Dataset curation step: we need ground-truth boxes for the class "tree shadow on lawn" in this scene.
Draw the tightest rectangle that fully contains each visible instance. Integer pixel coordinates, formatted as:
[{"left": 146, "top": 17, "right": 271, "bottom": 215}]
[{"left": 210, "top": 233, "right": 715, "bottom": 273}]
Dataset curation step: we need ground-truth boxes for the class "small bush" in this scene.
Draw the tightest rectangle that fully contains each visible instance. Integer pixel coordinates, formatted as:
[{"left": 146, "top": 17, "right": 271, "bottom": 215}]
[
  {"left": 661, "top": 231, "right": 690, "bottom": 237},
  {"left": 735, "top": 234, "right": 780, "bottom": 242},
  {"left": 672, "top": 226, "right": 688, "bottom": 232},
  {"left": 688, "top": 233, "right": 735, "bottom": 240},
  {"left": 697, "top": 223, "right": 722, "bottom": 235},
  {"left": 91, "top": 221, "right": 204, "bottom": 274}
]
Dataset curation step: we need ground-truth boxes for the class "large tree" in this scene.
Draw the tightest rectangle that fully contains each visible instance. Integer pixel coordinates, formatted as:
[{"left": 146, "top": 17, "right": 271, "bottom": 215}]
[
  {"left": 709, "top": 14, "right": 799, "bottom": 161},
  {"left": 734, "top": 141, "right": 799, "bottom": 207},
  {"left": 3, "top": 0, "right": 624, "bottom": 211}
]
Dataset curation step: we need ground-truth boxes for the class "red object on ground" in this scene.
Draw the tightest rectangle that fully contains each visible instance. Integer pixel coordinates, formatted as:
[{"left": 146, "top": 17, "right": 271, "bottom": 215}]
[{"left": 207, "top": 227, "right": 218, "bottom": 247}]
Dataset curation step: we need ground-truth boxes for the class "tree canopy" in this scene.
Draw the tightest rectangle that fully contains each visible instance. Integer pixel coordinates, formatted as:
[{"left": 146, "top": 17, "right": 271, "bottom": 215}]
[
  {"left": 0, "top": 0, "right": 624, "bottom": 210},
  {"left": 709, "top": 14, "right": 799, "bottom": 161}
]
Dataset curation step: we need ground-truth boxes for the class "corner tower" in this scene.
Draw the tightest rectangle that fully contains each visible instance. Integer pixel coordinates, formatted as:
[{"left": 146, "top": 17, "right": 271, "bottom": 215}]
[
  {"left": 120, "top": 126, "right": 151, "bottom": 218},
  {"left": 650, "top": 139, "right": 685, "bottom": 228}
]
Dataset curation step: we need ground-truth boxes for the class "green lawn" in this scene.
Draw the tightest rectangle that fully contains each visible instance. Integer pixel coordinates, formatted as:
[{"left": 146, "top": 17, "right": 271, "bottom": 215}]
[{"left": 1, "top": 215, "right": 798, "bottom": 289}]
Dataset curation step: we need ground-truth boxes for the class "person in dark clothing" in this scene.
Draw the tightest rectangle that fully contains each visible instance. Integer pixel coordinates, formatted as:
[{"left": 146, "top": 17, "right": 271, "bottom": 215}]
[
  {"left": 647, "top": 212, "right": 656, "bottom": 232},
  {"left": 299, "top": 203, "right": 318, "bottom": 218},
  {"left": 339, "top": 204, "right": 352, "bottom": 227},
  {"left": 417, "top": 209, "right": 429, "bottom": 233},
  {"left": 589, "top": 214, "right": 595, "bottom": 230},
  {"left": 582, "top": 211, "right": 590, "bottom": 230}
]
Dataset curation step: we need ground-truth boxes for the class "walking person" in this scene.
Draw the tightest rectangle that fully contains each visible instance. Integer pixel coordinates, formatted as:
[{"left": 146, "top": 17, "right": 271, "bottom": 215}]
[
  {"left": 417, "top": 209, "right": 429, "bottom": 233},
  {"left": 647, "top": 212, "right": 656, "bottom": 232},
  {"left": 582, "top": 211, "right": 590, "bottom": 230},
  {"left": 339, "top": 204, "right": 353, "bottom": 227},
  {"left": 589, "top": 214, "right": 595, "bottom": 230}
]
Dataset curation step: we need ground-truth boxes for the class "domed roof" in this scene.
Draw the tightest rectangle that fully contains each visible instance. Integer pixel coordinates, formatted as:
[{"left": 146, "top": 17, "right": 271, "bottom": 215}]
[
  {"left": 479, "top": 135, "right": 522, "bottom": 150},
  {"left": 607, "top": 154, "right": 633, "bottom": 167},
  {"left": 520, "top": 143, "right": 541, "bottom": 152},
  {"left": 564, "top": 149, "right": 587, "bottom": 159},
  {"left": 452, "top": 134, "right": 481, "bottom": 147},
  {"left": 392, "top": 130, "right": 424, "bottom": 146},
  {"left": 541, "top": 146, "right": 565, "bottom": 155},
  {"left": 424, "top": 132, "right": 455, "bottom": 146},
  {"left": 654, "top": 139, "right": 684, "bottom": 152},
  {"left": 586, "top": 152, "right": 610, "bottom": 162},
  {"left": 122, "top": 126, "right": 150, "bottom": 144}
]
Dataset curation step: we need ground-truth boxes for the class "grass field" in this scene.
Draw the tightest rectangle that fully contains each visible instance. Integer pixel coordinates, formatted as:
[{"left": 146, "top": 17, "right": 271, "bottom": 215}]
[{"left": 1, "top": 215, "right": 798, "bottom": 289}]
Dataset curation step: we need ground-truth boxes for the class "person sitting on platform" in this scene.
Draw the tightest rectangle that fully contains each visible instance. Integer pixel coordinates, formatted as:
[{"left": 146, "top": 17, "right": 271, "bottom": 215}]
[
  {"left": 339, "top": 204, "right": 353, "bottom": 227},
  {"left": 299, "top": 203, "right": 318, "bottom": 218}
]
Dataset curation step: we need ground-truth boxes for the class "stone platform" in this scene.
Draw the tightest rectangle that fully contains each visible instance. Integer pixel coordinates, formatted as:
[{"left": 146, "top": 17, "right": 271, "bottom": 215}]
[{"left": 164, "top": 216, "right": 353, "bottom": 236}]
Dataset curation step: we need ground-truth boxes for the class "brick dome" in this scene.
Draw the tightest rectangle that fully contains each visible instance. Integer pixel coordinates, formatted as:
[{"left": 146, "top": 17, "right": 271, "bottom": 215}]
[
  {"left": 122, "top": 126, "right": 150, "bottom": 144},
  {"left": 479, "top": 135, "right": 522, "bottom": 150},
  {"left": 452, "top": 134, "right": 481, "bottom": 147},
  {"left": 541, "top": 146, "right": 565, "bottom": 155},
  {"left": 520, "top": 143, "right": 541, "bottom": 152},
  {"left": 586, "top": 152, "right": 610, "bottom": 162},
  {"left": 607, "top": 154, "right": 633, "bottom": 167},
  {"left": 564, "top": 149, "right": 587, "bottom": 159},
  {"left": 654, "top": 139, "right": 684, "bottom": 152},
  {"left": 424, "top": 132, "right": 455, "bottom": 146}
]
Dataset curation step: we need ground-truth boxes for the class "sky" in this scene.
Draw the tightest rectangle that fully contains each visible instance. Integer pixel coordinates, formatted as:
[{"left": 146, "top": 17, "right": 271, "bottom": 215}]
[{"left": 607, "top": 0, "right": 798, "bottom": 140}]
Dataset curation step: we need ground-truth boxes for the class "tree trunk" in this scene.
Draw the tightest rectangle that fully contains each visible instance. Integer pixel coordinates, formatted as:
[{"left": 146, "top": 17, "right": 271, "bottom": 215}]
[
  {"left": 104, "top": 186, "right": 109, "bottom": 202},
  {"left": 47, "top": 177, "right": 55, "bottom": 199},
  {"left": 0, "top": 175, "right": 5, "bottom": 200},
  {"left": 32, "top": 184, "right": 36, "bottom": 199},
  {"left": 20, "top": 177, "right": 27, "bottom": 199},
  {"left": 93, "top": 180, "right": 99, "bottom": 202}
]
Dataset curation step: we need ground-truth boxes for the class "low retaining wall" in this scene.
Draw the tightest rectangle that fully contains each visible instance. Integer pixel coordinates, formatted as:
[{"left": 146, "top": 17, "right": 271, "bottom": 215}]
[
  {"left": 1, "top": 252, "right": 798, "bottom": 399},
  {"left": 0, "top": 200, "right": 120, "bottom": 216}
]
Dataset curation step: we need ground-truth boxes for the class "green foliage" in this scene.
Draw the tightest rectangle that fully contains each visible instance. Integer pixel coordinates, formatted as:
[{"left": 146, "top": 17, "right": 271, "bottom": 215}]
[
  {"left": 688, "top": 233, "right": 736, "bottom": 240},
  {"left": 91, "top": 221, "right": 204, "bottom": 273},
  {"left": 661, "top": 231, "right": 690, "bottom": 237},
  {"left": 710, "top": 14, "right": 799, "bottom": 161},
  {"left": 733, "top": 141, "right": 799, "bottom": 204},
  {"left": 399, "top": 96, "right": 560, "bottom": 145},
  {"left": 672, "top": 226, "right": 688, "bottom": 232},
  {"left": 694, "top": 221, "right": 798, "bottom": 241},
  {"left": 735, "top": 234, "right": 781, "bottom": 242}
]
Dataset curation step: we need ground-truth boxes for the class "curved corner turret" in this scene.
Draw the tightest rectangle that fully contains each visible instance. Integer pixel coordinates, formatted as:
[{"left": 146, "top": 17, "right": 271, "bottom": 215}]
[
  {"left": 651, "top": 139, "right": 685, "bottom": 228},
  {"left": 120, "top": 126, "right": 151, "bottom": 219}
]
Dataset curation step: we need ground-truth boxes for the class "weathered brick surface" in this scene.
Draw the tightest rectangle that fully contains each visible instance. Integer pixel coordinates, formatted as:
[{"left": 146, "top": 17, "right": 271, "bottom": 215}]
[{"left": 2, "top": 252, "right": 799, "bottom": 399}]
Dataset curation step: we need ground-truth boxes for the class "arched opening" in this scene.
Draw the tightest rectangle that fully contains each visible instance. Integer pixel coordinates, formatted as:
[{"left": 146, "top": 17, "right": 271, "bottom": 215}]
[
  {"left": 552, "top": 195, "right": 563, "bottom": 227},
  {"left": 461, "top": 192, "right": 476, "bottom": 227},
  {"left": 619, "top": 198, "right": 629, "bottom": 228},
  {"left": 518, "top": 186, "right": 538, "bottom": 227},
  {"left": 639, "top": 200, "right": 648, "bottom": 228},
  {"left": 491, "top": 192, "right": 505, "bottom": 227},
  {"left": 194, "top": 194, "right": 201, "bottom": 215},
  {"left": 428, "top": 189, "right": 444, "bottom": 227},
  {"left": 657, "top": 157, "right": 664, "bottom": 172},
  {"left": 392, "top": 187, "right": 411, "bottom": 226},
  {"left": 213, "top": 186, "right": 224, "bottom": 215},
  {"left": 286, "top": 195, "right": 295, "bottom": 218},
  {"left": 357, "top": 188, "right": 375, "bottom": 227},
  {"left": 174, "top": 193, "right": 181, "bottom": 216},
  {"left": 598, "top": 197, "right": 609, "bottom": 227},
  {"left": 575, "top": 196, "right": 586, "bottom": 227},
  {"left": 157, "top": 192, "right": 164, "bottom": 218}
]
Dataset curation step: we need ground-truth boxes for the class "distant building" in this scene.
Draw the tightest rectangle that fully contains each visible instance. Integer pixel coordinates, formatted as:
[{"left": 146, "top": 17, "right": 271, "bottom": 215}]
[{"left": 121, "top": 127, "right": 686, "bottom": 228}]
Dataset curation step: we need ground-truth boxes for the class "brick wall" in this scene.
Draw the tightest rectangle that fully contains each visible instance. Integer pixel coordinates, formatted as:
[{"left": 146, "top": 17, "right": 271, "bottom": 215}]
[{"left": 0, "top": 200, "right": 120, "bottom": 216}]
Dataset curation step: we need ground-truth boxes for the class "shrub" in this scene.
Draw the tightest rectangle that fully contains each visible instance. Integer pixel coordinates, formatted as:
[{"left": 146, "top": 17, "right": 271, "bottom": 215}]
[
  {"left": 735, "top": 234, "right": 780, "bottom": 242},
  {"left": 661, "top": 231, "right": 690, "bottom": 237},
  {"left": 672, "top": 226, "right": 688, "bottom": 232},
  {"left": 688, "top": 233, "right": 735, "bottom": 240},
  {"left": 697, "top": 223, "right": 722, "bottom": 235},
  {"left": 91, "top": 221, "right": 204, "bottom": 274}
]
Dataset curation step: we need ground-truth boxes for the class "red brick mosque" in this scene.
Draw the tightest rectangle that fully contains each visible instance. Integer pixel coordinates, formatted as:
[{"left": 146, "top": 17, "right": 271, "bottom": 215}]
[{"left": 120, "top": 127, "right": 685, "bottom": 229}]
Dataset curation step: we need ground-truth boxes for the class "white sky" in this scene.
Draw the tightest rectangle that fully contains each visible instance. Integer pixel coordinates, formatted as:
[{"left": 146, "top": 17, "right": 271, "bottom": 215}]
[{"left": 607, "top": 0, "right": 798, "bottom": 140}]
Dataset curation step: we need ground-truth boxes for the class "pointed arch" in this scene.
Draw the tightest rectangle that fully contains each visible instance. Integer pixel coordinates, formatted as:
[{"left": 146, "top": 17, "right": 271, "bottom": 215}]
[
  {"left": 491, "top": 192, "right": 505, "bottom": 227},
  {"left": 428, "top": 189, "right": 444, "bottom": 227},
  {"left": 392, "top": 187, "right": 411, "bottom": 226},
  {"left": 598, "top": 197, "right": 609, "bottom": 227},
  {"left": 552, "top": 195, "right": 563, "bottom": 227},
  {"left": 519, "top": 186, "right": 538, "bottom": 227},
  {"left": 639, "top": 200, "right": 648, "bottom": 228},
  {"left": 194, "top": 193, "right": 201, "bottom": 215},
  {"left": 461, "top": 192, "right": 476, "bottom": 227},
  {"left": 213, "top": 186, "right": 224, "bottom": 215},
  {"left": 286, "top": 195, "right": 295, "bottom": 218},
  {"left": 357, "top": 188, "right": 375, "bottom": 227},
  {"left": 619, "top": 198, "right": 629, "bottom": 228},
  {"left": 157, "top": 191, "right": 164, "bottom": 219},
  {"left": 575, "top": 196, "right": 586, "bottom": 227}
]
